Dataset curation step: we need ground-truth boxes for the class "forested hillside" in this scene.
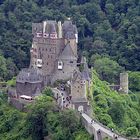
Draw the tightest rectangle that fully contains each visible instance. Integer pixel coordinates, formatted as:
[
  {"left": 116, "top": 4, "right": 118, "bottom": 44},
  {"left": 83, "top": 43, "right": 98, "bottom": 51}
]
[
  {"left": 0, "top": 90, "right": 92, "bottom": 140},
  {"left": 0, "top": 0, "right": 139, "bottom": 82},
  {"left": 92, "top": 71, "right": 140, "bottom": 137}
]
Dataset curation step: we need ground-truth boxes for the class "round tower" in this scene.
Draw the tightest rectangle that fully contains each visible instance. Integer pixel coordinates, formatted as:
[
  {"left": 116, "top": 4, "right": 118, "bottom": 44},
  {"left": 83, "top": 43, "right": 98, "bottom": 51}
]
[{"left": 120, "top": 72, "right": 128, "bottom": 94}]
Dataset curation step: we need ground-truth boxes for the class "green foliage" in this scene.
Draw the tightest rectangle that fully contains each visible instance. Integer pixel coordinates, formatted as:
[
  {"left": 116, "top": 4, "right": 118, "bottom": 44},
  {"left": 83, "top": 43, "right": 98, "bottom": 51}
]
[
  {"left": 0, "top": 55, "right": 8, "bottom": 80},
  {"left": 0, "top": 91, "right": 91, "bottom": 140},
  {"left": 126, "top": 127, "right": 138, "bottom": 137},
  {"left": 108, "top": 101, "right": 125, "bottom": 126},
  {"left": 129, "top": 71, "right": 140, "bottom": 91},
  {"left": 93, "top": 57, "right": 124, "bottom": 83},
  {"left": 98, "top": 114, "right": 112, "bottom": 126},
  {"left": 42, "top": 87, "right": 53, "bottom": 97},
  {"left": 92, "top": 70, "right": 140, "bottom": 137},
  {"left": 7, "top": 77, "right": 16, "bottom": 87},
  {"left": 74, "top": 130, "right": 92, "bottom": 140}
]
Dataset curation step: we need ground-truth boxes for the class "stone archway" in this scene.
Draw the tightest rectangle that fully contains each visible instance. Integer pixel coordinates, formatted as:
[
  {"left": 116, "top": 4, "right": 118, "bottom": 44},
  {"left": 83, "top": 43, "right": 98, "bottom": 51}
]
[{"left": 78, "top": 105, "right": 84, "bottom": 112}]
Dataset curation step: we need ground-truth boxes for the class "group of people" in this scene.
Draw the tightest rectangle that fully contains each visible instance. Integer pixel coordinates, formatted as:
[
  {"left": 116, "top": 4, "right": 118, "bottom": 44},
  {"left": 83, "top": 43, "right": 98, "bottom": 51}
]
[{"left": 90, "top": 119, "right": 119, "bottom": 140}]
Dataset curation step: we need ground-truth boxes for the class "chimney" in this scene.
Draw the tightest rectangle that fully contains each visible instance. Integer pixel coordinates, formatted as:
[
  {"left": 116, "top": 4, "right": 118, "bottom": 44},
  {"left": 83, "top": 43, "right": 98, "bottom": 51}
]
[
  {"left": 43, "top": 21, "right": 47, "bottom": 33},
  {"left": 58, "top": 21, "right": 62, "bottom": 38}
]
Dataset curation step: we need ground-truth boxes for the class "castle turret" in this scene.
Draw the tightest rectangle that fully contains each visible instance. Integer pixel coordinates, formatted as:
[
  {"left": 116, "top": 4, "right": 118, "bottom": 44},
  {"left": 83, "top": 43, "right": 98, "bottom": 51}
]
[{"left": 120, "top": 72, "right": 129, "bottom": 94}]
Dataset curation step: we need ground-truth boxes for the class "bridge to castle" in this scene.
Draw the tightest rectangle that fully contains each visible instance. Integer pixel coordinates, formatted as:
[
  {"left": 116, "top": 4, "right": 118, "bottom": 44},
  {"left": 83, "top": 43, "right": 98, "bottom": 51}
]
[
  {"left": 51, "top": 87, "right": 138, "bottom": 140},
  {"left": 81, "top": 112, "right": 128, "bottom": 140}
]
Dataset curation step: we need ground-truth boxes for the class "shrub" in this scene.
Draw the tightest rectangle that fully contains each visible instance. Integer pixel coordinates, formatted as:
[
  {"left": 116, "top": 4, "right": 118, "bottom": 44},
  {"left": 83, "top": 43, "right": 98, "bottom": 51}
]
[{"left": 126, "top": 127, "right": 138, "bottom": 137}]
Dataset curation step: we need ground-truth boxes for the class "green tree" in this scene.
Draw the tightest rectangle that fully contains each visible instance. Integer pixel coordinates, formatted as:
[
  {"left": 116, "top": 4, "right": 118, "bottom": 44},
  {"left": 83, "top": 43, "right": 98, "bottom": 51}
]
[
  {"left": 129, "top": 71, "right": 140, "bottom": 91},
  {"left": 108, "top": 101, "right": 125, "bottom": 126},
  {"left": 126, "top": 126, "right": 138, "bottom": 137},
  {"left": 0, "top": 55, "right": 8, "bottom": 80},
  {"left": 93, "top": 57, "right": 124, "bottom": 83}
]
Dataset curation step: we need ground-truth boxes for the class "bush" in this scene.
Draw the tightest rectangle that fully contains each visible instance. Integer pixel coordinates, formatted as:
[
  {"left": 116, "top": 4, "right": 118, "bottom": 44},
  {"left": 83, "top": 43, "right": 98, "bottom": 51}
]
[
  {"left": 99, "top": 114, "right": 112, "bottom": 126},
  {"left": 126, "top": 127, "right": 138, "bottom": 137},
  {"left": 129, "top": 71, "right": 140, "bottom": 91}
]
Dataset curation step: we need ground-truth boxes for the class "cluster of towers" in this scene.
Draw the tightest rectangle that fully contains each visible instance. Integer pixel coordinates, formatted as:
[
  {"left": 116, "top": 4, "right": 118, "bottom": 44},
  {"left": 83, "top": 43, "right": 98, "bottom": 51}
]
[
  {"left": 8, "top": 19, "right": 92, "bottom": 111},
  {"left": 8, "top": 19, "right": 128, "bottom": 111},
  {"left": 30, "top": 19, "right": 78, "bottom": 84}
]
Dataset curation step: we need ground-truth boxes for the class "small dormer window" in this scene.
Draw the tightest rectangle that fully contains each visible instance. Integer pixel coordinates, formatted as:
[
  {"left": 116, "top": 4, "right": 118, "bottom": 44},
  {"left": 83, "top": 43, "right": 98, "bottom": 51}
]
[
  {"left": 81, "top": 80, "right": 86, "bottom": 84},
  {"left": 58, "top": 61, "right": 63, "bottom": 70},
  {"left": 43, "top": 33, "right": 49, "bottom": 38},
  {"left": 50, "top": 34, "right": 57, "bottom": 39},
  {"left": 37, "top": 59, "right": 42, "bottom": 68},
  {"left": 36, "top": 33, "right": 42, "bottom": 38},
  {"left": 70, "top": 61, "right": 73, "bottom": 63}
]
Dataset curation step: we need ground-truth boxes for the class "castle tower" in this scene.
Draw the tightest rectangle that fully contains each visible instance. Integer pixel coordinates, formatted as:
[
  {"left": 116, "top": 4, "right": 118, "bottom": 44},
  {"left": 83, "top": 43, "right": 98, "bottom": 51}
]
[
  {"left": 30, "top": 19, "right": 78, "bottom": 85},
  {"left": 120, "top": 72, "right": 129, "bottom": 94},
  {"left": 62, "top": 20, "right": 78, "bottom": 56}
]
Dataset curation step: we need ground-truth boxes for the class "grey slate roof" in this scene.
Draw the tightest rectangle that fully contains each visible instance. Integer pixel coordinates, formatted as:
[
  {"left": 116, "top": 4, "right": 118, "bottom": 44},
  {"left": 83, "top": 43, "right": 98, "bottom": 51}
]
[
  {"left": 16, "top": 68, "right": 43, "bottom": 83},
  {"left": 50, "top": 23, "right": 57, "bottom": 33},
  {"left": 62, "top": 20, "right": 77, "bottom": 39},
  {"left": 65, "top": 32, "right": 76, "bottom": 39},
  {"left": 71, "top": 70, "right": 82, "bottom": 83},
  {"left": 81, "top": 62, "right": 90, "bottom": 81},
  {"left": 59, "top": 43, "right": 77, "bottom": 60}
]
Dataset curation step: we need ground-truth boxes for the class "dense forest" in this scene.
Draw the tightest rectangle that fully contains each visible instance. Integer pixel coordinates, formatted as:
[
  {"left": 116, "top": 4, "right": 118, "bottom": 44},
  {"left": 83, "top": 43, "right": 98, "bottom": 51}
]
[{"left": 0, "top": 0, "right": 139, "bottom": 83}]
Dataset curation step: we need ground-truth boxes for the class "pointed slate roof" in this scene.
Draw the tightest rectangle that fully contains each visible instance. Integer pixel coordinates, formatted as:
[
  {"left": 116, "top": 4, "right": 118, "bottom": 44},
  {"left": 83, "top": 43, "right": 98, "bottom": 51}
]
[
  {"left": 16, "top": 68, "right": 43, "bottom": 83},
  {"left": 81, "top": 57, "right": 90, "bottom": 81},
  {"left": 50, "top": 23, "right": 57, "bottom": 34},
  {"left": 59, "top": 43, "right": 77, "bottom": 60}
]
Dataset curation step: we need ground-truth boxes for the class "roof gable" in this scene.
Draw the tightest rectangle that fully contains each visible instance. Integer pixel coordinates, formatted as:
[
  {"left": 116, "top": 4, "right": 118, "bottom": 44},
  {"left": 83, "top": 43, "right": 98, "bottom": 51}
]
[{"left": 59, "top": 43, "right": 76, "bottom": 60}]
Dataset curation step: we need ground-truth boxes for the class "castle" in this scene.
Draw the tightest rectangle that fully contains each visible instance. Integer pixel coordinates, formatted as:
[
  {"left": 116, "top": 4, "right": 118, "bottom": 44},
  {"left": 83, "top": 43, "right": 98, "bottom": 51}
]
[{"left": 8, "top": 19, "right": 92, "bottom": 112}]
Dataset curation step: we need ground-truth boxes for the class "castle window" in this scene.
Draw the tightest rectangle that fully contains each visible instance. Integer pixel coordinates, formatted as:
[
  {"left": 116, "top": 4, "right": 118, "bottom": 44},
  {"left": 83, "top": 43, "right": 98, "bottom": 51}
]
[
  {"left": 34, "top": 48, "right": 37, "bottom": 52},
  {"left": 58, "top": 61, "right": 63, "bottom": 70},
  {"left": 36, "top": 33, "right": 42, "bottom": 38},
  {"left": 77, "top": 90, "right": 79, "bottom": 92},
  {"left": 70, "top": 61, "right": 73, "bottom": 63},
  {"left": 37, "top": 59, "right": 42, "bottom": 67},
  {"left": 50, "top": 48, "right": 51, "bottom": 52},
  {"left": 48, "top": 55, "right": 49, "bottom": 58},
  {"left": 43, "top": 33, "right": 49, "bottom": 38},
  {"left": 46, "top": 48, "right": 47, "bottom": 51}
]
